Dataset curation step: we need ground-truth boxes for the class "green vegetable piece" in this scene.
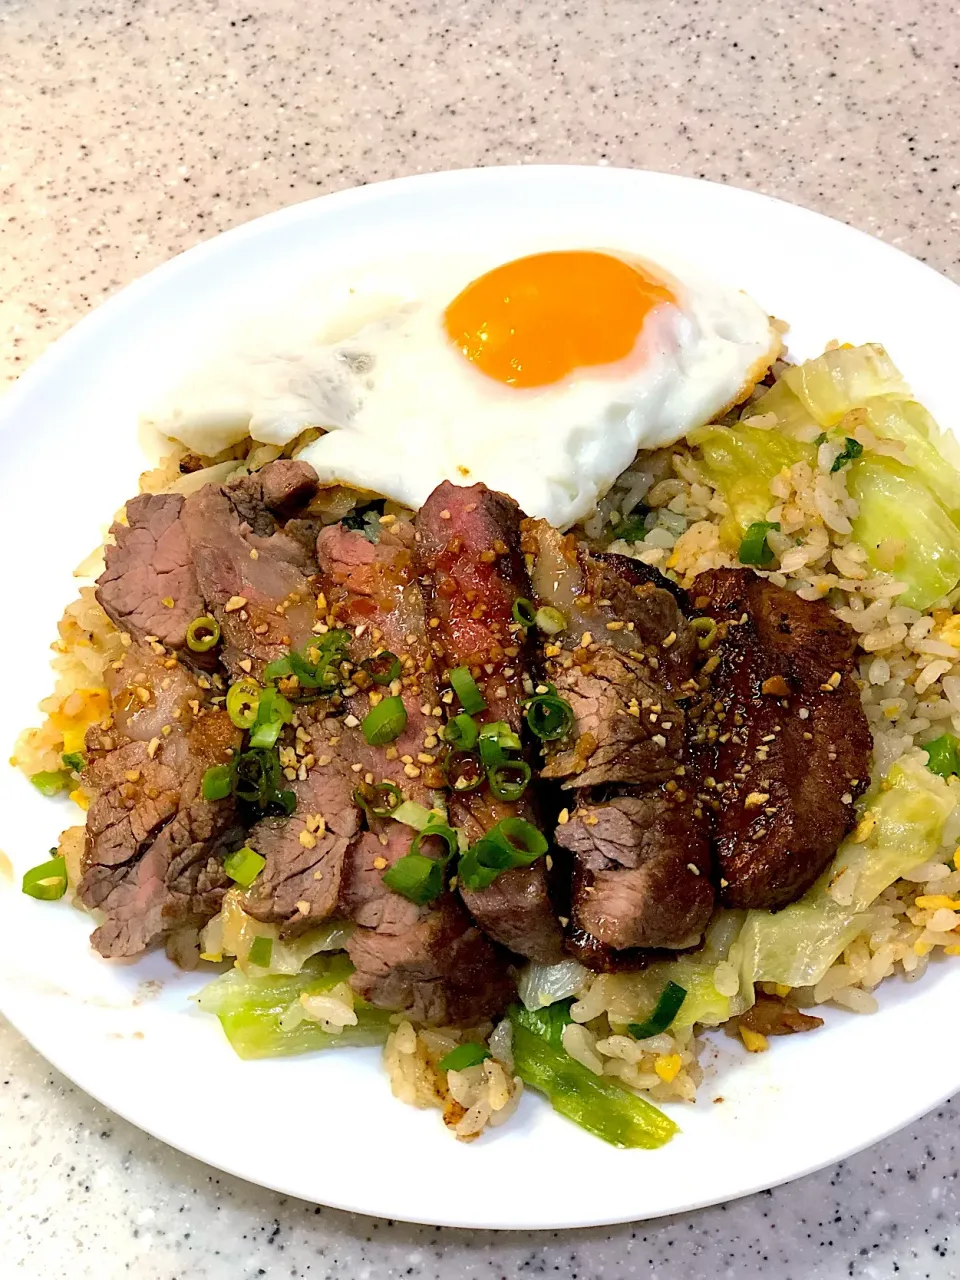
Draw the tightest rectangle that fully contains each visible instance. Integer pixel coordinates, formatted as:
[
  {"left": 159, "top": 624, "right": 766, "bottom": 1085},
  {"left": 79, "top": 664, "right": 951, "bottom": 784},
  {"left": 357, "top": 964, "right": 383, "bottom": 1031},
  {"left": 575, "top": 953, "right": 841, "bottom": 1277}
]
[
  {"left": 224, "top": 846, "right": 266, "bottom": 888},
  {"left": 202, "top": 764, "right": 235, "bottom": 801},
  {"left": 458, "top": 817, "right": 548, "bottom": 891},
  {"left": 512, "top": 597, "right": 537, "bottom": 628},
  {"left": 924, "top": 734, "right": 960, "bottom": 778},
  {"left": 830, "top": 437, "right": 864, "bottom": 473},
  {"left": 627, "top": 981, "right": 687, "bottom": 1039},
  {"left": 509, "top": 1021, "right": 678, "bottom": 1149},
  {"left": 445, "top": 713, "right": 479, "bottom": 751},
  {"left": 610, "top": 514, "right": 649, "bottom": 544},
  {"left": 30, "top": 770, "right": 72, "bottom": 797},
  {"left": 248, "top": 936, "right": 274, "bottom": 968},
  {"left": 444, "top": 750, "right": 485, "bottom": 792},
  {"left": 248, "top": 684, "right": 293, "bottom": 750},
  {"left": 22, "top": 854, "right": 68, "bottom": 901},
  {"left": 361, "top": 651, "right": 402, "bottom": 686},
  {"left": 195, "top": 954, "right": 392, "bottom": 1059},
  {"left": 263, "top": 656, "right": 293, "bottom": 681},
  {"left": 382, "top": 852, "right": 447, "bottom": 904},
  {"left": 487, "top": 759, "right": 532, "bottom": 801},
  {"left": 450, "top": 665, "right": 487, "bottom": 715},
  {"left": 510, "top": 998, "right": 574, "bottom": 1049},
  {"left": 61, "top": 752, "right": 86, "bottom": 772},
  {"left": 781, "top": 343, "right": 909, "bottom": 426},
  {"left": 534, "top": 606, "right": 566, "bottom": 636},
  {"left": 525, "top": 693, "right": 575, "bottom": 741},
  {"left": 692, "top": 419, "right": 814, "bottom": 539},
  {"left": 226, "top": 678, "right": 261, "bottom": 730},
  {"left": 738, "top": 520, "right": 780, "bottom": 567},
  {"left": 186, "top": 615, "right": 220, "bottom": 653},
  {"left": 438, "top": 1042, "right": 492, "bottom": 1071},
  {"left": 391, "top": 800, "right": 433, "bottom": 830},
  {"left": 361, "top": 695, "right": 407, "bottom": 746},
  {"left": 850, "top": 456, "right": 960, "bottom": 610}
]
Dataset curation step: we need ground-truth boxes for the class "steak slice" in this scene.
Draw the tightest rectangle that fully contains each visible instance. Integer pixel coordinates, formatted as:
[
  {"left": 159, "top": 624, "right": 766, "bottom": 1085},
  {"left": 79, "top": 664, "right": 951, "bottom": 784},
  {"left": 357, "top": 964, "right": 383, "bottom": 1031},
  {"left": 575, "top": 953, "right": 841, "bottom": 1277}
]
[
  {"left": 313, "top": 517, "right": 516, "bottom": 1018},
  {"left": 97, "top": 460, "right": 322, "bottom": 675},
  {"left": 97, "top": 492, "right": 207, "bottom": 659},
  {"left": 555, "top": 795, "right": 713, "bottom": 952},
  {"left": 78, "top": 646, "right": 244, "bottom": 958},
  {"left": 416, "top": 481, "right": 563, "bottom": 963},
  {"left": 691, "top": 568, "right": 872, "bottom": 910}
]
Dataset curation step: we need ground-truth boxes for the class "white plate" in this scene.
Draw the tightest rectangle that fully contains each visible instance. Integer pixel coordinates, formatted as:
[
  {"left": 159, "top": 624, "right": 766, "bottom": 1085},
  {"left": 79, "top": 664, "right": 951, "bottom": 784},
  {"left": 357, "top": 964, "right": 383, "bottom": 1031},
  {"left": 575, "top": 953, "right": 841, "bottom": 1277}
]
[{"left": 3, "top": 166, "right": 960, "bottom": 1230}]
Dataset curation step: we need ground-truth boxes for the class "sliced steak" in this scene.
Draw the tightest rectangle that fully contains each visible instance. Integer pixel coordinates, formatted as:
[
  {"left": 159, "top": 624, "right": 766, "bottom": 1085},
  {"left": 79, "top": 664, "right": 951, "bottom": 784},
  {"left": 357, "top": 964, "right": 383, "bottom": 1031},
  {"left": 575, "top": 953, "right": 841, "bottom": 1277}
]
[
  {"left": 313, "top": 517, "right": 516, "bottom": 1018},
  {"left": 78, "top": 646, "right": 244, "bottom": 958},
  {"left": 691, "top": 568, "right": 872, "bottom": 910},
  {"left": 97, "top": 493, "right": 207, "bottom": 659},
  {"left": 555, "top": 795, "right": 713, "bottom": 952},
  {"left": 416, "top": 481, "right": 563, "bottom": 964}
]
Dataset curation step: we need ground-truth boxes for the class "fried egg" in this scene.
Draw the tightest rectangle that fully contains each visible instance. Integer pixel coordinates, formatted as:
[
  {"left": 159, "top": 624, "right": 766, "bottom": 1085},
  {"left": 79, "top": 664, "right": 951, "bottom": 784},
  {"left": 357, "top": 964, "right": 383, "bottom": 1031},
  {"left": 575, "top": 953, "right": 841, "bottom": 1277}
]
[{"left": 147, "top": 248, "right": 779, "bottom": 527}]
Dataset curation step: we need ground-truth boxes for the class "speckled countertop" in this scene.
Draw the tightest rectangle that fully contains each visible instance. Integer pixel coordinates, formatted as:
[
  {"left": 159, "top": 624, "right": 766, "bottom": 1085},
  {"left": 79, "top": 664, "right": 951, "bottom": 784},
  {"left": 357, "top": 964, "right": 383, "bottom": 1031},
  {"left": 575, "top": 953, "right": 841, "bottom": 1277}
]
[{"left": 1, "top": 0, "right": 959, "bottom": 1275}]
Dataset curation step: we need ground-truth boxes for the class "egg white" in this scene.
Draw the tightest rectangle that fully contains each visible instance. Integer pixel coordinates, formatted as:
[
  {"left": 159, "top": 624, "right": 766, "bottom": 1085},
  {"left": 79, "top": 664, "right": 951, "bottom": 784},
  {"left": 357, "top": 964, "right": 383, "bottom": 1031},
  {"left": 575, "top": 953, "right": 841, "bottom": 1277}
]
[{"left": 145, "top": 250, "right": 778, "bottom": 528}]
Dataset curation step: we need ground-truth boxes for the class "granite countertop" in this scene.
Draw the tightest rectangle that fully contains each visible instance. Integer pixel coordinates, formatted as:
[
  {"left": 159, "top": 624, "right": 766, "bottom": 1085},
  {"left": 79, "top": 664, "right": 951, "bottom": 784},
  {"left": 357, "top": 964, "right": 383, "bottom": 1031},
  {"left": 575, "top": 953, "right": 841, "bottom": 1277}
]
[{"left": 1, "top": 0, "right": 959, "bottom": 1275}]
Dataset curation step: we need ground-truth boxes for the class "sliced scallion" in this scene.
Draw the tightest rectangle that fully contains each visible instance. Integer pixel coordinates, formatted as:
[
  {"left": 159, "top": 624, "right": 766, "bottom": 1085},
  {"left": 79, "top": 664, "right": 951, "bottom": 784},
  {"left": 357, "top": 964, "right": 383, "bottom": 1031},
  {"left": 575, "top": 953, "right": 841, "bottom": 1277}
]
[
  {"left": 186, "top": 615, "right": 220, "bottom": 653},
  {"left": 438, "top": 1042, "right": 492, "bottom": 1072},
  {"left": 450, "top": 665, "right": 486, "bottom": 715},
  {"left": 534, "top": 606, "right": 566, "bottom": 636},
  {"left": 512, "top": 597, "right": 536, "bottom": 629},
  {"left": 524, "top": 693, "right": 574, "bottom": 741},
  {"left": 21, "top": 854, "right": 68, "bottom": 901},
  {"left": 925, "top": 733, "right": 960, "bottom": 778},
  {"left": 361, "top": 651, "right": 401, "bottom": 686},
  {"left": 248, "top": 684, "right": 292, "bottom": 749},
  {"left": 361, "top": 695, "right": 407, "bottom": 746},
  {"left": 391, "top": 800, "right": 434, "bottom": 830},
  {"left": 458, "top": 817, "right": 548, "bottom": 891},
  {"left": 628, "top": 981, "right": 687, "bottom": 1040},
  {"left": 382, "top": 852, "right": 447, "bottom": 905},
  {"left": 689, "top": 617, "right": 718, "bottom": 650},
  {"left": 830, "top": 437, "right": 864, "bottom": 473},
  {"left": 445, "top": 712, "right": 479, "bottom": 751},
  {"left": 202, "top": 764, "right": 235, "bottom": 802},
  {"left": 488, "top": 759, "right": 532, "bottom": 802},
  {"left": 443, "top": 750, "right": 485, "bottom": 792},
  {"left": 61, "top": 751, "right": 86, "bottom": 772},
  {"left": 738, "top": 520, "right": 780, "bottom": 568},
  {"left": 409, "top": 817, "right": 459, "bottom": 860},
  {"left": 223, "top": 846, "right": 266, "bottom": 888}
]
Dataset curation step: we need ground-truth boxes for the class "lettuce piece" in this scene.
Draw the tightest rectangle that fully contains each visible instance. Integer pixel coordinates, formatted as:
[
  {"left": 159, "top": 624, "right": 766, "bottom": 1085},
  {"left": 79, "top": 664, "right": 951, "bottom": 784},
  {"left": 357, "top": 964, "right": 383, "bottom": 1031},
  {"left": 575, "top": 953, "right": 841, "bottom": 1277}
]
[
  {"left": 691, "top": 421, "right": 815, "bottom": 541},
  {"left": 517, "top": 958, "right": 590, "bottom": 1010},
  {"left": 850, "top": 455, "right": 960, "bottom": 609},
  {"left": 195, "top": 953, "right": 392, "bottom": 1059},
  {"left": 745, "top": 377, "right": 819, "bottom": 436},
  {"left": 739, "top": 756, "right": 957, "bottom": 989},
  {"left": 782, "top": 344, "right": 910, "bottom": 426},
  {"left": 861, "top": 398, "right": 960, "bottom": 518}
]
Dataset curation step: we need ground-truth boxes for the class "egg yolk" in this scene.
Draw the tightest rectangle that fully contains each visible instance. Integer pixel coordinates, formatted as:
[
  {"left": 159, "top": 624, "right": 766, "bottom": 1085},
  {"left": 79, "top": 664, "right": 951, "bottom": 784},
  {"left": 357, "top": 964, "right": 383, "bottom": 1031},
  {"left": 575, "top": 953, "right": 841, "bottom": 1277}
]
[{"left": 443, "top": 250, "right": 675, "bottom": 389}]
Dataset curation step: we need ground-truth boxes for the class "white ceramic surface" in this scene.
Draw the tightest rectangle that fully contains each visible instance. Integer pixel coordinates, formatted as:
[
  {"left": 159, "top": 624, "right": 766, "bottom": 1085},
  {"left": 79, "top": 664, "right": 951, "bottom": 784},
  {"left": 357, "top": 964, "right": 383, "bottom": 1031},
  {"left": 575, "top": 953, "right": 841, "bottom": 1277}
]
[{"left": 2, "top": 166, "right": 960, "bottom": 1231}]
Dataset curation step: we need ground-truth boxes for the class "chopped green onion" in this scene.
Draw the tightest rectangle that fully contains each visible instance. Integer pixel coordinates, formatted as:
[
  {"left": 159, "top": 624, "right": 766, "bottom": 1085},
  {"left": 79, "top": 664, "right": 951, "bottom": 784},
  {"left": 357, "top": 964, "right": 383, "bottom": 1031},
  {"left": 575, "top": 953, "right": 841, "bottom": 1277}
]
[
  {"left": 361, "top": 651, "right": 401, "bottom": 685},
  {"left": 202, "top": 764, "right": 235, "bottom": 801},
  {"left": 690, "top": 617, "right": 718, "bottom": 650},
  {"left": 226, "top": 678, "right": 261, "bottom": 730},
  {"left": 445, "top": 713, "right": 479, "bottom": 751},
  {"left": 510, "top": 998, "right": 573, "bottom": 1050},
  {"left": 813, "top": 432, "right": 827, "bottom": 446},
  {"left": 488, "top": 759, "right": 532, "bottom": 801},
  {"left": 478, "top": 721, "right": 522, "bottom": 767},
  {"left": 738, "top": 520, "right": 780, "bottom": 567},
  {"left": 450, "top": 665, "right": 486, "bottom": 715},
  {"left": 409, "top": 817, "right": 460, "bottom": 860},
  {"left": 628, "top": 981, "right": 688, "bottom": 1039},
  {"left": 274, "top": 788, "right": 297, "bottom": 816},
  {"left": 382, "top": 852, "right": 447, "bottom": 904},
  {"left": 361, "top": 695, "right": 407, "bottom": 746},
  {"left": 830, "top": 436, "right": 864, "bottom": 473},
  {"left": 186, "top": 615, "right": 220, "bottom": 653},
  {"left": 61, "top": 751, "right": 85, "bottom": 772},
  {"left": 512, "top": 597, "right": 537, "bottom": 629},
  {"left": 224, "top": 846, "right": 266, "bottom": 888},
  {"left": 354, "top": 780, "right": 404, "bottom": 819},
  {"left": 22, "top": 854, "right": 68, "bottom": 901},
  {"left": 263, "top": 655, "right": 293, "bottom": 681},
  {"left": 392, "top": 800, "right": 434, "bottom": 830},
  {"left": 535, "top": 606, "right": 566, "bottom": 636},
  {"left": 247, "top": 935, "right": 274, "bottom": 968},
  {"left": 524, "top": 694, "right": 574, "bottom": 741},
  {"left": 443, "top": 751, "right": 485, "bottom": 792},
  {"left": 611, "top": 514, "right": 649, "bottom": 544},
  {"left": 925, "top": 733, "right": 960, "bottom": 778},
  {"left": 458, "top": 817, "right": 549, "bottom": 891},
  {"left": 248, "top": 684, "right": 293, "bottom": 750},
  {"left": 438, "top": 1042, "right": 492, "bottom": 1072},
  {"left": 30, "top": 770, "right": 72, "bottom": 797}
]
